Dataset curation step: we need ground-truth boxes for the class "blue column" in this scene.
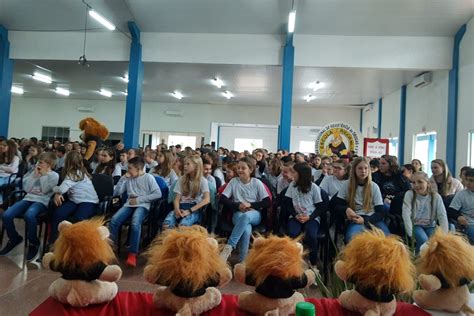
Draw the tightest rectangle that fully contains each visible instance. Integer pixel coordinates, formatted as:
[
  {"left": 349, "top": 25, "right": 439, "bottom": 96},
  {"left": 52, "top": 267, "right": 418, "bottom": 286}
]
[
  {"left": 446, "top": 24, "right": 466, "bottom": 174},
  {"left": 359, "top": 109, "right": 363, "bottom": 133},
  {"left": 377, "top": 98, "right": 383, "bottom": 139},
  {"left": 398, "top": 86, "right": 407, "bottom": 165},
  {"left": 123, "top": 22, "right": 144, "bottom": 149},
  {"left": 278, "top": 34, "right": 294, "bottom": 151},
  {"left": 0, "top": 25, "right": 14, "bottom": 138}
]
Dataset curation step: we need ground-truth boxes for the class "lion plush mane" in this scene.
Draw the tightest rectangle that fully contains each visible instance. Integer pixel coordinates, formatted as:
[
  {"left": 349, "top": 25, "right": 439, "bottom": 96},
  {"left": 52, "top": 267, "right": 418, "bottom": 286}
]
[
  {"left": 145, "top": 225, "right": 229, "bottom": 293},
  {"left": 339, "top": 228, "right": 415, "bottom": 296},
  {"left": 245, "top": 235, "right": 305, "bottom": 286},
  {"left": 79, "top": 117, "right": 109, "bottom": 140}
]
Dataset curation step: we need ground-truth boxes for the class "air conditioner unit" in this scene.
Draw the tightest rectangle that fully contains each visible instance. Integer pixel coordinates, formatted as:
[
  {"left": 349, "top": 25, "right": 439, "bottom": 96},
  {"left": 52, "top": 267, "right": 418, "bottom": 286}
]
[
  {"left": 77, "top": 106, "right": 95, "bottom": 113},
  {"left": 164, "top": 110, "right": 183, "bottom": 117},
  {"left": 413, "top": 72, "right": 432, "bottom": 88}
]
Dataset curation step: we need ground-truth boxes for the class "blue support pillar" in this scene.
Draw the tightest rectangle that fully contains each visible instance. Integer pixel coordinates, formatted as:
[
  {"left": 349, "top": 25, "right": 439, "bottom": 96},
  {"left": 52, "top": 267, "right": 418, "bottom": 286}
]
[
  {"left": 377, "top": 98, "right": 383, "bottom": 139},
  {"left": 0, "top": 25, "right": 14, "bottom": 138},
  {"left": 446, "top": 24, "right": 466, "bottom": 174},
  {"left": 359, "top": 109, "right": 363, "bottom": 133},
  {"left": 398, "top": 86, "right": 407, "bottom": 165},
  {"left": 123, "top": 22, "right": 144, "bottom": 149},
  {"left": 278, "top": 34, "right": 294, "bottom": 151}
]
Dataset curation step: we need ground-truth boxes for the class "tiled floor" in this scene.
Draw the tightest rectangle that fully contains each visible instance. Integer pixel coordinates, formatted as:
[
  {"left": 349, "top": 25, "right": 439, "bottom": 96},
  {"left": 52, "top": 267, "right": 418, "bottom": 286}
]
[{"left": 0, "top": 223, "right": 322, "bottom": 315}]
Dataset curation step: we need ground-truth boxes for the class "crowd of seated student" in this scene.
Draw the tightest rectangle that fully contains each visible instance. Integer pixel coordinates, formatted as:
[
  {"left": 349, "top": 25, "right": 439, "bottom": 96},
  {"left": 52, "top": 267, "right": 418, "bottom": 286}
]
[{"left": 0, "top": 135, "right": 473, "bottom": 272}]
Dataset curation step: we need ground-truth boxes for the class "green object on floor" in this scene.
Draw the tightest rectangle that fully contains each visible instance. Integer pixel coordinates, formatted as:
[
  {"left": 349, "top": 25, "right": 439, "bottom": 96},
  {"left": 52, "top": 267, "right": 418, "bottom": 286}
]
[{"left": 295, "top": 301, "right": 316, "bottom": 316}]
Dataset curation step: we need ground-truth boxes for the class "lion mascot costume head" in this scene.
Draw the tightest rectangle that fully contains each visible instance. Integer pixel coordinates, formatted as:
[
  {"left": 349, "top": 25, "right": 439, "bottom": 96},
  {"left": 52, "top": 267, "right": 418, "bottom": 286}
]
[
  {"left": 143, "top": 226, "right": 232, "bottom": 315},
  {"left": 335, "top": 228, "right": 415, "bottom": 316},
  {"left": 42, "top": 219, "right": 122, "bottom": 307},
  {"left": 233, "top": 235, "right": 316, "bottom": 316},
  {"left": 413, "top": 228, "right": 474, "bottom": 314},
  {"left": 78, "top": 117, "right": 109, "bottom": 161}
]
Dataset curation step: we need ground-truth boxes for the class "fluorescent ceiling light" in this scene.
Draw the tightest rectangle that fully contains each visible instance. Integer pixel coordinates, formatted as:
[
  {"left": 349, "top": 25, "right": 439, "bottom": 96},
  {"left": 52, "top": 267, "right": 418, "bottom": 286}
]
[
  {"left": 288, "top": 10, "right": 296, "bottom": 33},
  {"left": 304, "top": 94, "right": 316, "bottom": 102},
  {"left": 309, "top": 81, "right": 325, "bottom": 91},
  {"left": 172, "top": 91, "right": 183, "bottom": 99},
  {"left": 122, "top": 75, "right": 129, "bottom": 83},
  {"left": 122, "top": 91, "right": 128, "bottom": 95},
  {"left": 211, "top": 77, "right": 224, "bottom": 88},
  {"left": 222, "top": 90, "right": 233, "bottom": 99},
  {"left": 99, "top": 89, "right": 112, "bottom": 97},
  {"left": 11, "top": 86, "right": 24, "bottom": 95},
  {"left": 32, "top": 73, "right": 52, "bottom": 84},
  {"left": 55, "top": 87, "right": 70, "bottom": 96},
  {"left": 89, "top": 9, "right": 116, "bottom": 31}
]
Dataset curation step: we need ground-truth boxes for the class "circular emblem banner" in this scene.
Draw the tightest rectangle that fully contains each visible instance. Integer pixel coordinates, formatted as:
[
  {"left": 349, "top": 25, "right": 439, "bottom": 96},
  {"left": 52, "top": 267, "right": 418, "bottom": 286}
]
[{"left": 315, "top": 122, "right": 360, "bottom": 156}]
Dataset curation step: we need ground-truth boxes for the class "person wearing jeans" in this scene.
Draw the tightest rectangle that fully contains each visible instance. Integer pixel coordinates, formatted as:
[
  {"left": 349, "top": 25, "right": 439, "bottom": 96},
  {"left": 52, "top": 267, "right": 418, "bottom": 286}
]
[
  {"left": 0, "top": 152, "right": 58, "bottom": 261},
  {"left": 220, "top": 157, "right": 271, "bottom": 262},
  {"left": 109, "top": 157, "right": 161, "bottom": 267},
  {"left": 162, "top": 202, "right": 201, "bottom": 228},
  {"left": 49, "top": 201, "right": 98, "bottom": 243}
]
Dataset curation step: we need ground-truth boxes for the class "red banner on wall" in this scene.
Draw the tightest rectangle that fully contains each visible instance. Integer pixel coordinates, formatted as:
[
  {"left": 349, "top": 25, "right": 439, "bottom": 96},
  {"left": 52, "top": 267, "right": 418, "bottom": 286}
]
[{"left": 363, "top": 138, "right": 389, "bottom": 157}]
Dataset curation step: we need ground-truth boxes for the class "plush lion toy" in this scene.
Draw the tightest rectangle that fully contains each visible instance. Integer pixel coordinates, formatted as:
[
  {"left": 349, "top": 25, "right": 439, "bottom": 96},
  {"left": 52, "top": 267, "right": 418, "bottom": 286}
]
[
  {"left": 233, "top": 235, "right": 316, "bottom": 316},
  {"left": 144, "top": 226, "right": 232, "bottom": 315},
  {"left": 42, "top": 219, "right": 122, "bottom": 307},
  {"left": 413, "top": 229, "right": 474, "bottom": 314},
  {"left": 79, "top": 117, "right": 109, "bottom": 161},
  {"left": 335, "top": 228, "right": 415, "bottom": 316}
]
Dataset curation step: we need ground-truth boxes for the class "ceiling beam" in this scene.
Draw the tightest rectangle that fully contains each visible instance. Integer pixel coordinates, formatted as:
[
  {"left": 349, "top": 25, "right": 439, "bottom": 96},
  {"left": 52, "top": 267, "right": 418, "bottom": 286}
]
[{"left": 10, "top": 31, "right": 452, "bottom": 70}]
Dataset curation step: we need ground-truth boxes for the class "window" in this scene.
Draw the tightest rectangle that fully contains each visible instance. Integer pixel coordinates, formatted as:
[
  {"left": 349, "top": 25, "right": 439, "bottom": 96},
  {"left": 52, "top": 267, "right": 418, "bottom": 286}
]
[
  {"left": 234, "top": 138, "right": 263, "bottom": 152},
  {"left": 168, "top": 135, "right": 197, "bottom": 149},
  {"left": 413, "top": 132, "right": 437, "bottom": 176},
  {"left": 388, "top": 137, "right": 398, "bottom": 157},
  {"left": 41, "top": 126, "right": 70, "bottom": 143},
  {"left": 470, "top": 131, "right": 474, "bottom": 167},
  {"left": 299, "top": 141, "right": 315, "bottom": 154}
]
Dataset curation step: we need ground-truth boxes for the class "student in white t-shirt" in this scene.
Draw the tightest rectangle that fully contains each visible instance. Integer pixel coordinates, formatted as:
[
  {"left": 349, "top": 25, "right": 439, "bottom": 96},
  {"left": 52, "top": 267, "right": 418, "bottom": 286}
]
[
  {"left": 448, "top": 168, "right": 474, "bottom": 244},
  {"left": 285, "top": 162, "right": 325, "bottom": 268},
  {"left": 334, "top": 157, "right": 390, "bottom": 243},
  {"left": 319, "top": 159, "right": 350, "bottom": 199},
  {"left": 162, "top": 155, "right": 210, "bottom": 229},
  {"left": 220, "top": 157, "right": 271, "bottom": 262}
]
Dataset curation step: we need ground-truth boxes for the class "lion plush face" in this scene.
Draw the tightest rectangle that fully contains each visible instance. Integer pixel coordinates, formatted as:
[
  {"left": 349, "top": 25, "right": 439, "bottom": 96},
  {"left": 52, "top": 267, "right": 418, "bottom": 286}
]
[
  {"left": 52, "top": 219, "right": 116, "bottom": 271},
  {"left": 340, "top": 228, "right": 415, "bottom": 295},
  {"left": 244, "top": 235, "right": 305, "bottom": 286},
  {"left": 79, "top": 117, "right": 109, "bottom": 140},
  {"left": 417, "top": 228, "right": 474, "bottom": 288},
  {"left": 145, "top": 226, "right": 228, "bottom": 292}
]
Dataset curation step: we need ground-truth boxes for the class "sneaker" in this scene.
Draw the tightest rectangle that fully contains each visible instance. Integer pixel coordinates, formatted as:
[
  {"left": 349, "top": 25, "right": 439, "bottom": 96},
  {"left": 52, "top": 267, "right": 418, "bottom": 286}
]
[
  {"left": 126, "top": 253, "right": 137, "bottom": 267},
  {"left": 0, "top": 236, "right": 23, "bottom": 255},
  {"left": 26, "top": 244, "right": 40, "bottom": 261},
  {"left": 220, "top": 244, "right": 233, "bottom": 262}
]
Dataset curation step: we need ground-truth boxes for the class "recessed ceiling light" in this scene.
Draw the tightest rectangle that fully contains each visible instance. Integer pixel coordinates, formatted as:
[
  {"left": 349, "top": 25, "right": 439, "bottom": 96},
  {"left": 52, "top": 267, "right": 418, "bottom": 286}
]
[
  {"left": 99, "top": 89, "right": 112, "bottom": 97},
  {"left": 309, "top": 81, "right": 324, "bottom": 91},
  {"left": 121, "top": 75, "right": 129, "bottom": 83},
  {"left": 88, "top": 9, "right": 116, "bottom": 31},
  {"left": 304, "top": 94, "right": 316, "bottom": 102},
  {"left": 55, "top": 87, "right": 70, "bottom": 96},
  {"left": 211, "top": 77, "right": 224, "bottom": 88},
  {"left": 222, "top": 90, "right": 233, "bottom": 99},
  {"left": 11, "top": 86, "right": 24, "bottom": 95},
  {"left": 32, "top": 72, "right": 52, "bottom": 84},
  {"left": 122, "top": 90, "right": 128, "bottom": 95},
  {"left": 172, "top": 91, "right": 183, "bottom": 99}
]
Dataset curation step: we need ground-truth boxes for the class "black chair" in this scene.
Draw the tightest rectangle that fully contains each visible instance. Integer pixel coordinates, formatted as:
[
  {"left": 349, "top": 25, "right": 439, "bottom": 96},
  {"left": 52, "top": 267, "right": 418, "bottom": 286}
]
[
  {"left": 91, "top": 174, "right": 114, "bottom": 215},
  {"left": 0, "top": 161, "right": 27, "bottom": 208}
]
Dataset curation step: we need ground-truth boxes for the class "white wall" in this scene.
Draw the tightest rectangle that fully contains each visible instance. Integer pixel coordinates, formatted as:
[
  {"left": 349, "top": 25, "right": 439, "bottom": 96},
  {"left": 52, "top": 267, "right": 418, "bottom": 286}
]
[
  {"left": 405, "top": 70, "right": 449, "bottom": 163},
  {"left": 362, "top": 102, "right": 379, "bottom": 138},
  {"left": 458, "top": 16, "right": 474, "bottom": 169},
  {"left": 380, "top": 89, "right": 401, "bottom": 139},
  {"left": 8, "top": 97, "right": 361, "bottom": 149}
]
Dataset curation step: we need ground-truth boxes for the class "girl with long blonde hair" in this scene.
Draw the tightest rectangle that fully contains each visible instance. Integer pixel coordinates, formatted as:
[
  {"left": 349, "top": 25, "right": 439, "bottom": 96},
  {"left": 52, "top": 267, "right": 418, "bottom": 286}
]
[
  {"left": 430, "top": 159, "right": 463, "bottom": 197},
  {"left": 402, "top": 171, "right": 448, "bottom": 254},
  {"left": 334, "top": 157, "right": 389, "bottom": 243},
  {"left": 162, "top": 155, "right": 210, "bottom": 229}
]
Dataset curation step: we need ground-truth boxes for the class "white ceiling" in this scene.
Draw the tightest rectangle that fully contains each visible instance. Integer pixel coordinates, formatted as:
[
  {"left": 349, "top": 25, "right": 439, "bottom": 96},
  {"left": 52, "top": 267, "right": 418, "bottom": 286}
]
[
  {"left": 1, "top": 0, "right": 472, "bottom": 36},
  {"left": 12, "top": 60, "right": 420, "bottom": 107}
]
